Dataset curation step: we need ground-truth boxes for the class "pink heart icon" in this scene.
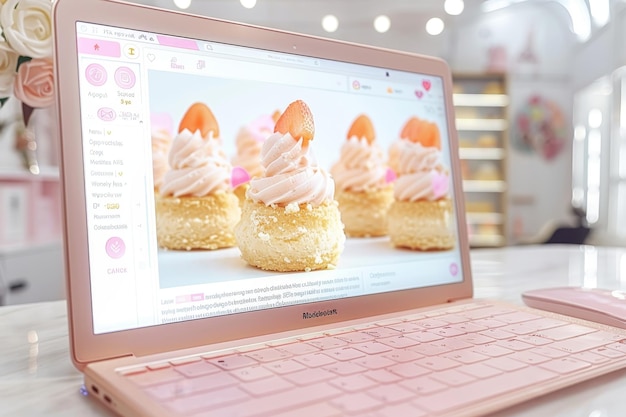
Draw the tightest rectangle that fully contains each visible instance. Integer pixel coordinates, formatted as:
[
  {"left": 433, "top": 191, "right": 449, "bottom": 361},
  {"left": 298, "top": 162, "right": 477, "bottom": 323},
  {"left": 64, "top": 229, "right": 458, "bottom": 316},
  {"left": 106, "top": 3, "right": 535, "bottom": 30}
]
[
  {"left": 415, "top": 90, "right": 424, "bottom": 99},
  {"left": 231, "top": 166, "right": 251, "bottom": 189},
  {"left": 423, "top": 80, "right": 432, "bottom": 91}
]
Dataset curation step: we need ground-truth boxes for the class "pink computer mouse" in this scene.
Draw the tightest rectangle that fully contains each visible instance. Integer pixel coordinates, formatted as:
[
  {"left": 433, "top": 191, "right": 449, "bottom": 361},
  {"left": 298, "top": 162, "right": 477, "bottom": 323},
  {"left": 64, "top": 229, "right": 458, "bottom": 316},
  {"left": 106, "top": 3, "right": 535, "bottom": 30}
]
[{"left": 522, "top": 286, "right": 626, "bottom": 329}]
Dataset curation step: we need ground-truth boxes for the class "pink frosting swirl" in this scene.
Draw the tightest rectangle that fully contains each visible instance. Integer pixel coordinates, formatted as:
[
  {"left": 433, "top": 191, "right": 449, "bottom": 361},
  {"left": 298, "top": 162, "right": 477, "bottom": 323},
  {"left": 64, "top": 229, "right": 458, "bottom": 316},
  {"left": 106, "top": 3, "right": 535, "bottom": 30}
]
[
  {"left": 151, "top": 128, "right": 171, "bottom": 189},
  {"left": 160, "top": 129, "right": 231, "bottom": 197},
  {"left": 393, "top": 141, "right": 450, "bottom": 202},
  {"left": 231, "top": 114, "right": 274, "bottom": 179},
  {"left": 247, "top": 132, "right": 334, "bottom": 206},
  {"left": 331, "top": 137, "right": 389, "bottom": 192}
]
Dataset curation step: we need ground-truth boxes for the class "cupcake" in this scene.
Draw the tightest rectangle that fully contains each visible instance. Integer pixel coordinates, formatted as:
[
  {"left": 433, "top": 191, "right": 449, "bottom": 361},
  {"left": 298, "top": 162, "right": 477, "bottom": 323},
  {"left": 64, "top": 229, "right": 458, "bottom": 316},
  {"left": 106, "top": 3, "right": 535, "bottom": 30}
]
[
  {"left": 330, "top": 114, "right": 394, "bottom": 237},
  {"left": 231, "top": 112, "right": 279, "bottom": 204},
  {"left": 156, "top": 102, "right": 241, "bottom": 250},
  {"left": 151, "top": 127, "right": 172, "bottom": 192},
  {"left": 235, "top": 100, "right": 345, "bottom": 272},
  {"left": 387, "top": 117, "right": 455, "bottom": 251}
]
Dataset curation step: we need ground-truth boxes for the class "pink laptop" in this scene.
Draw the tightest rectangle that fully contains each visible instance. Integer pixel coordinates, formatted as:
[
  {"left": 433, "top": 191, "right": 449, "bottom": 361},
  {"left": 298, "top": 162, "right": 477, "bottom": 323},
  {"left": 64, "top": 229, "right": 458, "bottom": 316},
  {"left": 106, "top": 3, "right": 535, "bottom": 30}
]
[{"left": 53, "top": 0, "right": 626, "bottom": 416}]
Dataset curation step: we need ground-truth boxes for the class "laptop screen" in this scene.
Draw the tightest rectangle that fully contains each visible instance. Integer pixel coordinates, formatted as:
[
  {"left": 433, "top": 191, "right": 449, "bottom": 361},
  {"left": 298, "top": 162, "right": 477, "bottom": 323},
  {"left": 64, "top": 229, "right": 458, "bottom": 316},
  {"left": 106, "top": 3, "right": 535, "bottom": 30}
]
[{"left": 75, "top": 22, "right": 464, "bottom": 334}]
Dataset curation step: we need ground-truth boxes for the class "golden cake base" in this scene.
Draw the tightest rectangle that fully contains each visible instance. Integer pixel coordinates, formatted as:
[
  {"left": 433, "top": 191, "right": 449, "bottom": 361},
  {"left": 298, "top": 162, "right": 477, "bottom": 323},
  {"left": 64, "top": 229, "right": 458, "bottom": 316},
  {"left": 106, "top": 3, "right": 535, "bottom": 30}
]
[
  {"left": 235, "top": 200, "right": 345, "bottom": 272},
  {"left": 387, "top": 199, "right": 455, "bottom": 251},
  {"left": 156, "top": 192, "right": 241, "bottom": 250},
  {"left": 335, "top": 186, "right": 394, "bottom": 237}
]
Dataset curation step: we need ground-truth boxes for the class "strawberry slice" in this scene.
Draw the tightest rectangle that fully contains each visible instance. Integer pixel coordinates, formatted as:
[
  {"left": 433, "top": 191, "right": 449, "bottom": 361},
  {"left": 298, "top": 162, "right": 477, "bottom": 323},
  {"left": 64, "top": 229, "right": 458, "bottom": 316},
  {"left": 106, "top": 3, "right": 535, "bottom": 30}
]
[
  {"left": 178, "top": 102, "right": 220, "bottom": 138},
  {"left": 347, "top": 114, "right": 376, "bottom": 144},
  {"left": 400, "top": 117, "right": 441, "bottom": 149},
  {"left": 274, "top": 100, "right": 315, "bottom": 145}
]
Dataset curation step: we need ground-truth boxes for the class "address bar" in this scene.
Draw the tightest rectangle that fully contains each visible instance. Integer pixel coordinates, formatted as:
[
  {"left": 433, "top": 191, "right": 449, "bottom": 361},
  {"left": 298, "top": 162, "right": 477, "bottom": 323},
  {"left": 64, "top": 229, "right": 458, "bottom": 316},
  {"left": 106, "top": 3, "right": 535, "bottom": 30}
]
[{"left": 143, "top": 48, "right": 347, "bottom": 92}]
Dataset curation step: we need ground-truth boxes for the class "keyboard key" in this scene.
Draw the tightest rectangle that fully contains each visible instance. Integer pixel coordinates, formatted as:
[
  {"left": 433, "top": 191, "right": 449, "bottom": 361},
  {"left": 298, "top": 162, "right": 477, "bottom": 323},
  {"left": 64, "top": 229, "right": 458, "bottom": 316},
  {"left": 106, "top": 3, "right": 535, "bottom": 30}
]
[
  {"left": 386, "top": 322, "right": 425, "bottom": 333},
  {"left": 367, "top": 384, "right": 415, "bottom": 403},
  {"left": 353, "top": 355, "right": 396, "bottom": 370},
  {"left": 245, "top": 348, "right": 292, "bottom": 363},
  {"left": 430, "top": 368, "right": 476, "bottom": 386},
  {"left": 592, "top": 346, "right": 626, "bottom": 358},
  {"left": 443, "top": 348, "right": 489, "bottom": 364},
  {"left": 263, "top": 359, "right": 306, "bottom": 375},
  {"left": 323, "top": 361, "right": 366, "bottom": 376},
  {"left": 377, "top": 335, "right": 420, "bottom": 349},
  {"left": 461, "top": 306, "right": 515, "bottom": 319},
  {"left": 362, "top": 327, "right": 401, "bottom": 339},
  {"left": 438, "top": 314, "right": 470, "bottom": 324},
  {"left": 382, "top": 349, "right": 424, "bottom": 363},
  {"left": 209, "top": 383, "right": 341, "bottom": 417},
  {"left": 494, "top": 338, "right": 534, "bottom": 351},
  {"left": 400, "top": 376, "right": 447, "bottom": 394},
  {"left": 168, "top": 386, "right": 247, "bottom": 414},
  {"left": 533, "top": 325, "right": 597, "bottom": 341},
  {"left": 471, "top": 343, "right": 513, "bottom": 357},
  {"left": 415, "top": 318, "right": 449, "bottom": 329},
  {"left": 144, "top": 372, "right": 238, "bottom": 400},
  {"left": 240, "top": 376, "right": 294, "bottom": 396},
  {"left": 457, "top": 362, "right": 502, "bottom": 379},
  {"left": 416, "top": 356, "right": 461, "bottom": 371},
  {"left": 428, "top": 326, "right": 466, "bottom": 338},
  {"left": 308, "top": 337, "right": 348, "bottom": 350},
  {"left": 550, "top": 334, "right": 614, "bottom": 353},
  {"left": 363, "top": 369, "right": 402, "bottom": 384},
  {"left": 513, "top": 335, "right": 552, "bottom": 346},
  {"left": 330, "top": 374, "right": 377, "bottom": 392},
  {"left": 173, "top": 360, "right": 220, "bottom": 378},
  {"left": 352, "top": 341, "right": 392, "bottom": 355},
  {"left": 126, "top": 367, "right": 183, "bottom": 387},
  {"left": 330, "top": 392, "right": 383, "bottom": 414},
  {"left": 479, "top": 328, "right": 516, "bottom": 340},
  {"left": 450, "top": 322, "right": 488, "bottom": 333},
  {"left": 323, "top": 347, "right": 366, "bottom": 361},
  {"left": 496, "top": 311, "right": 541, "bottom": 324},
  {"left": 455, "top": 333, "right": 496, "bottom": 345},
  {"left": 283, "top": 367, "right": 335, "bottom": 385},
  {"left": 573, "top": 351, "right": 610, "bottom": 365},
  {"left": 606, "top": 341, "right": 626, "bottom": 354},
  {"left": 278, "top": 342, "right": 319, "bottom": 355},
  {"left": 230, "top": 365, "right": 274, "bottom": 382},
  {"left": 540, "top": 357, "right": 591, "bottom": 374},
  {"left": 416, "top": 367, "right": 558, "bottom": 414},
  {"left": 530, "top": 346, "right": 569, "bottom": 359},
  {"left": 404, "top": 331, "right": 443, "bottom": 343},
  {"left": 293, "top": 352, "right": 336, "bottom": 368},
  {"left": 484, "top": 356, "right": 527, "bottom": 372},
  {"left": 336, "top": 332, "right": 375, "bottom": 343},
  {"left": 509, "top": 350, "right": 552, "bottom": 365},
  {"left": 389, "top": 362, "right": 431, "bottom": 378},
  {"left": 209, "top": 355, "right": 259, "bottom": 370}
]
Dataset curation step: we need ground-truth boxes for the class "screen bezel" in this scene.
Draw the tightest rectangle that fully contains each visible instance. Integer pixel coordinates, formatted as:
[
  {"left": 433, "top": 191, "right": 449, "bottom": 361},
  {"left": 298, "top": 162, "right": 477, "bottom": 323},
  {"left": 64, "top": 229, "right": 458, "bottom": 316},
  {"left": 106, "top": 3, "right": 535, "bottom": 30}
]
[{"left": 54, "top": 0, "right": 472, "bottom": 370}]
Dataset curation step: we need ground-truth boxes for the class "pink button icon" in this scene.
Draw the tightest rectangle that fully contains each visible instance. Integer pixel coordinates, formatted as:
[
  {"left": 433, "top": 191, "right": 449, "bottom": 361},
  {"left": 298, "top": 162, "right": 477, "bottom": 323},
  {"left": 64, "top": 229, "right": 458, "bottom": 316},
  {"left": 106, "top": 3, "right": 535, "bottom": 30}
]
[
  {"left": 449, "top": 262, "right": 459, "bottom": 276},
  {"left": 114, "top": 66, "right": 136, "bottom": 89},
  {"left": 105, "top": 237, "right": 126, "bottom": 259},
  {"left": 85, "top": 63, "right": 107, "bottom": 86}
]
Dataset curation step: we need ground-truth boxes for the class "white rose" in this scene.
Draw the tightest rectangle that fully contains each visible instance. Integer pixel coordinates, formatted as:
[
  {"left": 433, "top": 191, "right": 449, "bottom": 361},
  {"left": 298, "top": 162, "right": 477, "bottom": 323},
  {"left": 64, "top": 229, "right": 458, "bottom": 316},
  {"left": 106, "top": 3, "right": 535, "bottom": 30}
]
[
  {"left": 0, "top": 39, "right": 18, "bottom": 97},
  {"left": 0, "top": 0, "right": 52, "bottom": 59}
]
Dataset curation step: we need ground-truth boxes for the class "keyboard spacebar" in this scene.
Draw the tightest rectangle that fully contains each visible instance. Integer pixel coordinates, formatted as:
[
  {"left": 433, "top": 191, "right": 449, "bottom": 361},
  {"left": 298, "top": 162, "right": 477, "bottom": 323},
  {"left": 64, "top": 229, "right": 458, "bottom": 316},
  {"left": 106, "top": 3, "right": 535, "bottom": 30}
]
[
  {"left": 418, "top": 367, "right": 559, "bottom": 414},
  {"left": 204, "top": 383, "right": 342, "bottom": 417}
]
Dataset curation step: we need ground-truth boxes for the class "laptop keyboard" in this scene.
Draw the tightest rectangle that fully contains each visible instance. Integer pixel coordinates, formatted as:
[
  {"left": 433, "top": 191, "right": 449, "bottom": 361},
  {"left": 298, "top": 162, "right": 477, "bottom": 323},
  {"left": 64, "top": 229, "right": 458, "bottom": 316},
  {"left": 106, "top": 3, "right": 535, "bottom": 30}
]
[{"left": 120, "top": 301, "right": 626, "bottom": 417}]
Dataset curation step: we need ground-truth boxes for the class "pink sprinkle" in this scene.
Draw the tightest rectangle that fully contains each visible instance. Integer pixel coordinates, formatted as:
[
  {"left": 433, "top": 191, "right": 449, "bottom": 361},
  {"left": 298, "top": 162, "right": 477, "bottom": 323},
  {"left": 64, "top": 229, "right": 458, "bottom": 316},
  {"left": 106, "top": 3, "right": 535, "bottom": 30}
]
[
  {"left": 385, "top": 168, "right": 397, "bottom": 184},
  {"left": 231, "top": 166, "right": 251, "bottom": 188},
  {"left": 432, "top": 172, "right": 449, "bottom": 198}
]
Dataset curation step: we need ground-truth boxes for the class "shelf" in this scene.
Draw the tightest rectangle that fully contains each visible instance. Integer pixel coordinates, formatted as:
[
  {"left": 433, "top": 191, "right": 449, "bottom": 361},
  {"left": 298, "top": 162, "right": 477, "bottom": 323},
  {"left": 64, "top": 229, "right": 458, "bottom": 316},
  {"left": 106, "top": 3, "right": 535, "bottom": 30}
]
[
  {"left": 455, "top": 119, "right": 508, "bottom": 131},
  {"left": 469, "top": 234, "right": 506, "bottom": 247},
  {"left": 463, "top": 180, "right": 507, "bottom": 192},
  {"left": 453, "top": 93, "right": 509, "bottom": 107},
  {"left": 459, "top": 148, "right": 505, "bottom": 160},
  {"left": 466, "top": 212, "right": 504, "bottom": 224}
]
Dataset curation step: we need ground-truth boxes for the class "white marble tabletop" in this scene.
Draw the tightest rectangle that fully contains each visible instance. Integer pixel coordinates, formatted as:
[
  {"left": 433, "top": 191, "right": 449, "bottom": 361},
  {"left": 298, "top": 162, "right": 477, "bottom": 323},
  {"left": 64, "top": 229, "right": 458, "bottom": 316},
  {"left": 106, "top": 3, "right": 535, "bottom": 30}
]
[{"left": 2, "top": 244, "right": 626, "bottom": 417}]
